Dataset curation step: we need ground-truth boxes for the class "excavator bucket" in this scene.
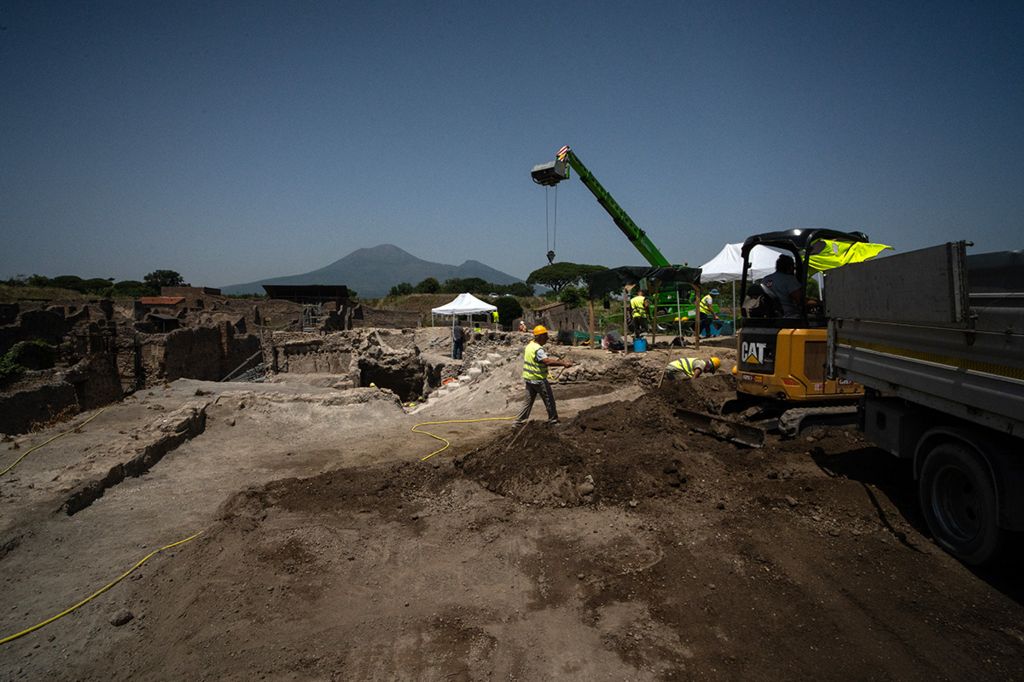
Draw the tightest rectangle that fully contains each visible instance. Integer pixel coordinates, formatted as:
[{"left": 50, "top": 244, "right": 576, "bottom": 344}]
[{"left": 531, "top": 159, "right": 569, "bottom": 186}]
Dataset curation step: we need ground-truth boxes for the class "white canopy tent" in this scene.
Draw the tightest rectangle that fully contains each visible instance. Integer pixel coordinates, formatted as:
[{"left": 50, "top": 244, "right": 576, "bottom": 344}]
[
  {"left": 699, "top": 243, "right": 787, "bottom": 283},
  {"left": 699, "top": 243, "right": 788, "bottom": 318},
  {"left": 431, "top": 293, "right": 497, "bottom": 329}
]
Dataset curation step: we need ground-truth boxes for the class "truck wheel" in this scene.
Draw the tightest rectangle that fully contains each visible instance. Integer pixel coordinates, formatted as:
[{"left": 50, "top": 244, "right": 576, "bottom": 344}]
[{"left": 919, "top": 443, "right": 1002, "bottom": 565}]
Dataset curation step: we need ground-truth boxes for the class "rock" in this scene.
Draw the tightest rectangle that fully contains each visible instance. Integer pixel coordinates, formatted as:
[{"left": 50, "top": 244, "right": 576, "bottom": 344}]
[
  {"left": 785, "top": 496, "right": 799, "bottom": 508},
  {"left": 577, "top": 481, "right": 595, "bottom": 496},
  {"left": 110, "top": 610, "right": 134, "bottom": 627},
  {"left": 628, "top": 500, "right": 639, "bottom": 508}
]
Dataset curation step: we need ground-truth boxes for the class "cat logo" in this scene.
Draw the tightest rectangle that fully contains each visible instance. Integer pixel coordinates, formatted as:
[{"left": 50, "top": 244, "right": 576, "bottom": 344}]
[{"left": 741, "top": 341, "right": 767, "bottom": 365}]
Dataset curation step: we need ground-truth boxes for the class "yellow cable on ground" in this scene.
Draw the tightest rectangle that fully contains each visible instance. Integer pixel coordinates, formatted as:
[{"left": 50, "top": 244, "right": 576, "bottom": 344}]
[
  {"left": 0, "top": 406, "right": 109, "bottom": 477},
  {"left": 413, "top": 417, "right": 516, "bottom": 462},
  {"left": 0, "top": 530, "right": 204, "bottom": 646}
]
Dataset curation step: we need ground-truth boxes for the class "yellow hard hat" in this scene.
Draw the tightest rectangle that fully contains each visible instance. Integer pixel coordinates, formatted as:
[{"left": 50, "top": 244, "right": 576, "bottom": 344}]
[
  {"left": 533, "top": 325, "right": 548, "bottom": 336},
  {"left": 710, "top": 356, "right": 721, "bottom": 370}
]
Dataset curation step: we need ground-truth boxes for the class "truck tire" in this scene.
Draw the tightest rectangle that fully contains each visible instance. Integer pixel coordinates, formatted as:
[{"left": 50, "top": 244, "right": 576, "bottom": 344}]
[{"left": 919, "top": 442, "right": 1002, "bottom": 565}]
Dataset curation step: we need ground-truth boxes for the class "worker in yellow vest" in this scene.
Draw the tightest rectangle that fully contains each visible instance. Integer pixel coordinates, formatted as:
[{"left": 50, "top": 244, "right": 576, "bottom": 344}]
[
  {"left": 630, "top": 289, "right": 650, "bottom": 340},
  {"left": 666, "top": 356, "right": 721, "bottom": 380},
  {"left": 699, "top": 288, "right": 719, "bottom": 338},
  {"left": 491, "top": 309, "right": 500, "bottom": 329},
  {"left": 514, "top": 325, "right": 574, "bottom": 425}
]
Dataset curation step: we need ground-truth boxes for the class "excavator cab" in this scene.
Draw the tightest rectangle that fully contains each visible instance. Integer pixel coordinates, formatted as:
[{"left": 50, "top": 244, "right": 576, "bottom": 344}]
[{"left": 735, "top": 228, "right": 871, "bottom": 404}]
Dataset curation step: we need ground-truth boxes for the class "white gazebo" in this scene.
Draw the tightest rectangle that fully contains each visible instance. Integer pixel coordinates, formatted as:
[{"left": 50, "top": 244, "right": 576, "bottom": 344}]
[
  {"left": 430, "top": 293, "right": 497, "bottom": 330},
  {"left": 699, "top": 243, "right": 788, "bottom": 315}
]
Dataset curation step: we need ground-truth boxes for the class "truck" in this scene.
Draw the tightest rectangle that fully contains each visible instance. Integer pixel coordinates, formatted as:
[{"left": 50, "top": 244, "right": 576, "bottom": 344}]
[
  {"left": 531, "top": 145, "right": 717, "bottom": 329},
  {"left": 826, "top": 241, "right": 1024, "bottom": 565}
]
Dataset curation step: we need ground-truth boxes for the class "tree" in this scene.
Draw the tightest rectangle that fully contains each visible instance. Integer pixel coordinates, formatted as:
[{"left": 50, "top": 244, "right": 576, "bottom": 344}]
[
  {"left": 414, "top": 277, "right": 440, "bottom": 294},
  {"left": 441, "top": 277, "right": 488, "bottom": 294},
  {"left": 51, "top": 275, "right": 85, "bottom": 291},
  {"left": 111, "top": 280, "right": 151, "bottom": 297},
  {"left": 389, "top": 282, "right": 414, "bottom": 297},
  {"left": 526, "top": 262, "right": 607, "bottom": 294},
  {"left": 504, "top": 281, "right": 535, "bottom": 297},
  {"left": 494, "top": 296, "right": 523, "bottom": 327},
  {"left": 558, "top": 285, "right": 587, "bottom": 309},
  {"left": 143, "top": 269, "right": 185, "bottom": 293}
]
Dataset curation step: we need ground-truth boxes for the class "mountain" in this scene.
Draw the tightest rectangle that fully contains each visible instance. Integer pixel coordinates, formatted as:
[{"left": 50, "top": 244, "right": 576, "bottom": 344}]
[{"left": 221, "top": 244, "right": 522, "bottom": 298}]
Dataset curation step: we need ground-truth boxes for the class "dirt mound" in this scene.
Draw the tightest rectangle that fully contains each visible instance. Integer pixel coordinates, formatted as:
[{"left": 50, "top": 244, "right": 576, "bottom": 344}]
[{"left": 456, "top": 391, "right": 738, "bottom": 508}]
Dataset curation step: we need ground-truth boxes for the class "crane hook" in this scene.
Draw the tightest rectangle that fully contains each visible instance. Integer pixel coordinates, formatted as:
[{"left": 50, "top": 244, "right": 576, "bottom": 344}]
[{"left": 546, "top": 250, "right": 556, "bottom": 265}]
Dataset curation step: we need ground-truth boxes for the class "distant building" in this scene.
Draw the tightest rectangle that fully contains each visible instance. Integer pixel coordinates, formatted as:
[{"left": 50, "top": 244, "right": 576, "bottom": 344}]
[{"left": 161, "top": 286, "right": 222, "bottom": 308}]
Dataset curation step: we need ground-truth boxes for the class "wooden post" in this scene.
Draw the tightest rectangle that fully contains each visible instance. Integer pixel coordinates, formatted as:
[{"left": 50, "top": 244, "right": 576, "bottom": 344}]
[
  {"left": 623, "top": 287, "right": 630, "bottom": 352},
  {"left": 692, "top": 284, "right": 701, "bottom": 350},
  {"left": 588, "top": 299, "right": 595, "bottom": 349}
]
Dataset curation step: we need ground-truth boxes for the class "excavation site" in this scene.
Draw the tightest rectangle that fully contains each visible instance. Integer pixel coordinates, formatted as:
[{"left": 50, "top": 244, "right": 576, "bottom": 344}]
[{"left": 2, "top": 321, "right": 1023, "bottom": 681}]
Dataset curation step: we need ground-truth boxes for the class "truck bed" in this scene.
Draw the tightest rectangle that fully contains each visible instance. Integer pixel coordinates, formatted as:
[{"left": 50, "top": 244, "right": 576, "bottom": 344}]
[{"left": 825, "top": 242, "right": 1024, "bottom": 437}]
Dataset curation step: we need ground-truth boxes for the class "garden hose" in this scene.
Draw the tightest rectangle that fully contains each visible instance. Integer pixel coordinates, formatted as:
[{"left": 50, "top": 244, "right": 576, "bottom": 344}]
[
  {"left": 413, "top": 417, "right": 516, "bottom": 461},
  {"left": 0, "top": 406, "right": 109, "bottom": 477},
  {"left": 0, "top": 530, "right": 204, "bottom": 645}
]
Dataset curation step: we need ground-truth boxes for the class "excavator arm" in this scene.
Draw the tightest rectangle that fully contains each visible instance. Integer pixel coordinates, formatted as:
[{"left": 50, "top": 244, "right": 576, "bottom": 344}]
[{"left": 531, "top": 146, "right": 670, "bottom": 267}]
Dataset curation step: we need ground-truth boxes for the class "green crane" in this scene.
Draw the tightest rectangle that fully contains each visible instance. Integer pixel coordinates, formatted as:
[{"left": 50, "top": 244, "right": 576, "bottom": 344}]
[
  {"left": 531, "top": 145, "right": 671, "bottom": 267},
  {"left": 531, "top": 145, "right": 718, "bottom": 337}
]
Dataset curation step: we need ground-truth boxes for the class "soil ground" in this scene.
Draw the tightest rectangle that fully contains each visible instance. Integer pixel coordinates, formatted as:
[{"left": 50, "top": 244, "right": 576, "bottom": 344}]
[{"left": 2, "top": 330, "right": 1023, "bottom": 680}]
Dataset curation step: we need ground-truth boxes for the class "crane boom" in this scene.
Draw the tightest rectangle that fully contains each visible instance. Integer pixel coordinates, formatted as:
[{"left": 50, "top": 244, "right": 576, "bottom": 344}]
[{"left": 531, "top": 146, "right": 671, "bottom": 267}]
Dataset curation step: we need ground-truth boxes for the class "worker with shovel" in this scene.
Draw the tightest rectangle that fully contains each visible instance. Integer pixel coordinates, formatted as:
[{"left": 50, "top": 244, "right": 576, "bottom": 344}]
[{"left": 514, "top": 325, "right": 573, "bottom": 425}]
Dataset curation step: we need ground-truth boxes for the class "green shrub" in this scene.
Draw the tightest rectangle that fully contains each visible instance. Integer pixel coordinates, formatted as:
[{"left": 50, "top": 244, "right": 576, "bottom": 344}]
[{"left": 0, "top": 340, "right": 57, "bottom": 386}]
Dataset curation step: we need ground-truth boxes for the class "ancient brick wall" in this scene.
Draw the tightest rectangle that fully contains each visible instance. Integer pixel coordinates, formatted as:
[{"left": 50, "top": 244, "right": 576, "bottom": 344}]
[{"left": 353, "top": 307, "right": 421, "bottom": 329}]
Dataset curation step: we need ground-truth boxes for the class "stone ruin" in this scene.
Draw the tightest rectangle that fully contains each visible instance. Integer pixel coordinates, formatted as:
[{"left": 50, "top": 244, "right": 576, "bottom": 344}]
[{"left": 0, "top": 300, "right": 261, "bottom": 435}]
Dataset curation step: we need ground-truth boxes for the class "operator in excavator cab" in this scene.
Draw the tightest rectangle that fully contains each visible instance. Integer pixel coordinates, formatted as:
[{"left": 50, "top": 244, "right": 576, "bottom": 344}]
[
  {"left": 759, "top": 255, "right": 802, "bottom": 317},
  {"left": 665, "top": 356, "right": 721, "bottom": 381}
]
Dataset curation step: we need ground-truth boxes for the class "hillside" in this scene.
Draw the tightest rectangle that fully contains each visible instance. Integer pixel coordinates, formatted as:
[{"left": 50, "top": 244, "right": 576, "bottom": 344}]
[{"left": 222, "top": 244, "right": 522, "bottom": 298}]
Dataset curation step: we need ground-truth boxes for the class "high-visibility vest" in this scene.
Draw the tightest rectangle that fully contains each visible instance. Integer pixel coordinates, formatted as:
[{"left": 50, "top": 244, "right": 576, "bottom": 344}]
[
  {"left": 668, "top": 357, "right": 700, "bottom": 377},
  {"left": 491, "top": 311, "right": 499, "bottom": 322},
  {"left": 699, "top": 294, "right": 714, "bottom": 316},
  {"left": 523, "top": 340, "right": 548, "bottom": 380},
  {"left": 630, "top": 294, "right": 647, "bottom": 319}
]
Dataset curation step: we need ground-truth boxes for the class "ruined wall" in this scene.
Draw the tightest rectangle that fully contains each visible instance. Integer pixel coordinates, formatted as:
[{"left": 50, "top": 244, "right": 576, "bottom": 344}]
[
  {"left": 66, "top": 353, "right": 123, "bottom": 410},
  {"left": 0, "top": 305, "right": 258, "bottom": 433},
  {"left": 136, "top": 324, "right": 261, "bottom": 384},
  {"left": 0, "top": 374, "right": 79, "bottom": 435},
  {"left": 268, "top": 330, "right": 433, "bottom": 401},
  {"left": 353, "top": 307, "right": 421, "bottom": 329}
]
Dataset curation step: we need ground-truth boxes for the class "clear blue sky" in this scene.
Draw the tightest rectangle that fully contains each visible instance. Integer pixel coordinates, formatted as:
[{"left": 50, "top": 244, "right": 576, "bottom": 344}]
[{"left": 2, "top": 1, "right": 1021, "bottom": 286}]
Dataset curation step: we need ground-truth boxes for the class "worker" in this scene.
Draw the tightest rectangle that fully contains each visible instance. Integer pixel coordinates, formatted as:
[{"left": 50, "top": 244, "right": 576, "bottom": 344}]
[
  {"left": 666, "top": 356, "right": 721, "bottom": 380},
  {"left": 760, "top": 255, "right": 802, "bottom": 317},
  {"left": 451, "top": 323, "right": 465, "bottom": 360},
  {"left": 699, "top": 288, "right": 719, "bottom": 338},
  {"left": 518, "top": 320, "right": 527, "bottom": 332},
  {"left": 514, "top": 325, "right": 574, "bottom": 425},
  {"left": 491, "top": 309, "right": 500, "bottom": 329},
  {"left": 629, "top": 289, "right": 650, "bottom": 340}
]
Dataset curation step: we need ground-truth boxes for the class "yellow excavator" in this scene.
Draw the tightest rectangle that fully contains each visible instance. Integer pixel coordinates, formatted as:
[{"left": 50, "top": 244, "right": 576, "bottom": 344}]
[{"left": 730, "top": 229, "right": 890, "bottom": 429}]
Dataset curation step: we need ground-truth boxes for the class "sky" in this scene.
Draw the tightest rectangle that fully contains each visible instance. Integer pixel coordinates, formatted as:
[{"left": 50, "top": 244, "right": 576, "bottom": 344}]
[{"left": 1, "top": 0, "right": 1021, "bottom": 286}]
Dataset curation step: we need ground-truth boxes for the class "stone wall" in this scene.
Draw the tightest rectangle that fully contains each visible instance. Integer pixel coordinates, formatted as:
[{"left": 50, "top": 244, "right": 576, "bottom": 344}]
[
  {"left": 0, "top": 377, "right": 78, "bottom": 435},
  {"left": 136, "top": 323, "right": 261, "bottom": 384},
  {"left": 353, "top": 306, "right": 421, "bottom": 329}
]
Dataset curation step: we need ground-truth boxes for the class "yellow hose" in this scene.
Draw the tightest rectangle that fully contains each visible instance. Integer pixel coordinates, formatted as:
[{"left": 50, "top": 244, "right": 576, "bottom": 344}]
[
  {"left": 0, "top": 405, "right": 109, "bottom": 477},
  {"left": 413, "top": 417, "right": 515, "bottom": 461},
  {"left": 0, "top": 530, "right": 204, "bottom": 646}
]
